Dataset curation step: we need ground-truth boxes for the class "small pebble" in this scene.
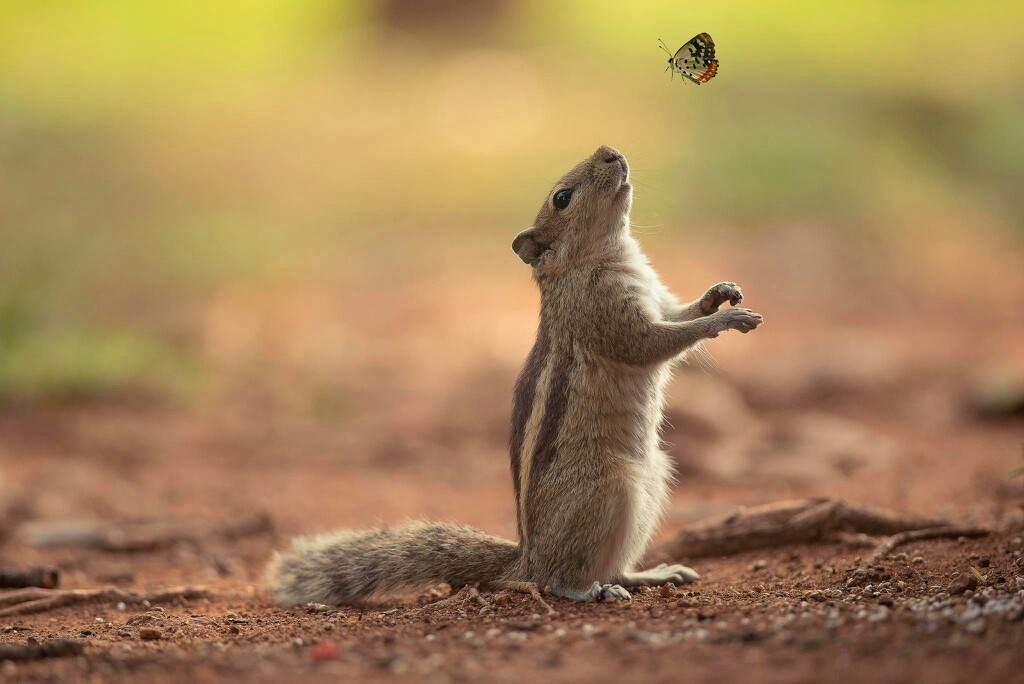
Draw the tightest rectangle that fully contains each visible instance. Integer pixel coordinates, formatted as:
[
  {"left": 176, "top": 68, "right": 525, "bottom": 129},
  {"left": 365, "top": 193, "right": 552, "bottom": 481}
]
[
  {"left": 138, "top": 627, "right": 162, "bottom": 641},
  {"left": 948, "top": 573, "right": 979, "bottom": 595},
  {"left": 751, "top": 560, "right": 768, "bottom": 571},
  {"left": 912, "top": 557, "right": 925, "bottom": 565},
  {"left": 964, "top": 618, "right": 986, "bottom": 635},
  {"left": 309, "top": 641, "right": 341, "bottom": 662}
]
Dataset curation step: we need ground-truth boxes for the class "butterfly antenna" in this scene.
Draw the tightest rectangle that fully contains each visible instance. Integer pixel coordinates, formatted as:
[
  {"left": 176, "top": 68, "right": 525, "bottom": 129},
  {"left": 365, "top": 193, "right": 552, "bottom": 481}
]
[{"left": 657, "top": 38, "right": 673, "bottom": 58}]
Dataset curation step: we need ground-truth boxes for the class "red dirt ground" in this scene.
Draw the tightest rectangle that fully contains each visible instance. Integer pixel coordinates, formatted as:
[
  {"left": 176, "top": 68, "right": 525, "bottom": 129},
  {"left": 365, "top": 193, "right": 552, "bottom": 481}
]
[{"left": 1, "top": 235, "right": 1023, "bottom": 682}]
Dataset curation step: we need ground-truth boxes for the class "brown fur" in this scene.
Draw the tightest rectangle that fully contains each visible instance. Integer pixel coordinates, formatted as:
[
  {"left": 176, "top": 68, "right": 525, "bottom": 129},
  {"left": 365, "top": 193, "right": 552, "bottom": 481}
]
[{"left": 265, "top": 146, "right": 762, "bottom": 605}]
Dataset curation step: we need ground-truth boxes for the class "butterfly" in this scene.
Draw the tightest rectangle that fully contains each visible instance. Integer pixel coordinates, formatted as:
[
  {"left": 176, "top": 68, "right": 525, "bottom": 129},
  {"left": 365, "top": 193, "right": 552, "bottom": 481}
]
[{"left": 659, "top": 33, "right": 719, "bottom": 85}]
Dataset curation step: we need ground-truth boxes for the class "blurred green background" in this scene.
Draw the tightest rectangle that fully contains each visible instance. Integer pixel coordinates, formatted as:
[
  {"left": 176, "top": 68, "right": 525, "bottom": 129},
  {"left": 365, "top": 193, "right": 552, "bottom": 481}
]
[{"left": 1, "top": 0, "right": 1022, "bottom": 404}]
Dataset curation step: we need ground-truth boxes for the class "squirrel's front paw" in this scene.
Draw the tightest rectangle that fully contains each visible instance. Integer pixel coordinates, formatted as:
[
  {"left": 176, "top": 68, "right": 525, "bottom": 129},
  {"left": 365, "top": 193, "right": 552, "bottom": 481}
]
[
  {"left": 698, "top": 282, "right": 743, "bottom": 316},
  {"left": 706, "top": 307, "right": 763, "bottom": 338}
]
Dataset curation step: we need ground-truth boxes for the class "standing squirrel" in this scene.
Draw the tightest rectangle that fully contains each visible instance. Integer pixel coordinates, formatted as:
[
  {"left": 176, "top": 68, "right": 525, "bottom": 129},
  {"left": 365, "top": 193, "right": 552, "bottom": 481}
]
[{"left": 266, "top": 145, "right": 763, "bottom": 605}]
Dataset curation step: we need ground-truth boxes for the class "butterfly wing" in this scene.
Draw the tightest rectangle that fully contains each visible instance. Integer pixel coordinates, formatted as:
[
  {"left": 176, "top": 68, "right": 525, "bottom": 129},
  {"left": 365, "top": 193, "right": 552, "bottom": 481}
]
[{"left": 671, "top": 32, "right": 719, "bottom": 85}]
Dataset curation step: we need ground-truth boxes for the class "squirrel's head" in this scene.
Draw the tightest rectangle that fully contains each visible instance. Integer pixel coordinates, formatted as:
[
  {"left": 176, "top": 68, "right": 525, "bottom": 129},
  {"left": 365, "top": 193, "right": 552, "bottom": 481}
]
[{"left": 512, "top": 145, "right": 632, "bottom": 272}]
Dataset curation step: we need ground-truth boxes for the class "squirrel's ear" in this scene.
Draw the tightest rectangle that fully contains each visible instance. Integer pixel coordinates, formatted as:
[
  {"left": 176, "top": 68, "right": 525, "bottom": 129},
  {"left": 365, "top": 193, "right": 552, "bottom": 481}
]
[{"left": 512, "top": 227, "right": 546, "bottom": 265}]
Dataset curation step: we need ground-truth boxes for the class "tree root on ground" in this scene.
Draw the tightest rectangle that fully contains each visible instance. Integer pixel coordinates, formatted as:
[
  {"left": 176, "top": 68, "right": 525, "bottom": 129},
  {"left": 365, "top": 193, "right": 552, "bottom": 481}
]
[{"left": 650, "top": 497, "right": 990, "bottom": 565}]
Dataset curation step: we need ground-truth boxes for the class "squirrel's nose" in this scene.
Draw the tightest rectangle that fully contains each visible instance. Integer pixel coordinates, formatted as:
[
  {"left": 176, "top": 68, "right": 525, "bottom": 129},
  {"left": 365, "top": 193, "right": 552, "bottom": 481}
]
[
  {"left": 595, "top": 145, "right": 623, "bottom": 164},
  {"left": 594, "top": 145, "right": 629, "bottom": 181}
]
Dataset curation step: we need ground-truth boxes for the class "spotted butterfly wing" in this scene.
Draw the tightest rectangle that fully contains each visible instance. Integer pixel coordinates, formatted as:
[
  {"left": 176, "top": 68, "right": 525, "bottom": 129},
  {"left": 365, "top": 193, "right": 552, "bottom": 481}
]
[{"left": 660, "top": 33, "right": 719, "bottom": 85}]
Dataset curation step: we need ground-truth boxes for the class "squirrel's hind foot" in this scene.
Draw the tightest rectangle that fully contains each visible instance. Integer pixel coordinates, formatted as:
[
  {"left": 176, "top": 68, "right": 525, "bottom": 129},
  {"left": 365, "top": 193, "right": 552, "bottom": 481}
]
[
  {"left": 552, "top": 582, "right": 632, "bottom": 602},
  {"left": 619, "top": 563, "right": 700, "bottom": 587}
]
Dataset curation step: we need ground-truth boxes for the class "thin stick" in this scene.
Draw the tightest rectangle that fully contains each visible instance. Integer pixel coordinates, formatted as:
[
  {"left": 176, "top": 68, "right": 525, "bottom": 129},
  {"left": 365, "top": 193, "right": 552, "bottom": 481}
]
[
  {"left": 411, "top": 581, "right": 555, "bottom": 617},
  {"left": 0, "top": 588, "right": 53, "bottom": 607},
  {"left": 411, "top": 583, "right": 488, "bottom": 615},
  {"left": 465, "top": 585, "right": 489, "bottom": 609},
  {"left": 828, "top": 531, "right": 877, "bottom": 549},
  {"left": 0, "top": 586, "right": 214, "bottom": 618},
  {"left": 494, "top": 581, "right": 556, "bottom": 616},
  {"left": 864, "top": 526, "right": 989, "bottom": 567}
]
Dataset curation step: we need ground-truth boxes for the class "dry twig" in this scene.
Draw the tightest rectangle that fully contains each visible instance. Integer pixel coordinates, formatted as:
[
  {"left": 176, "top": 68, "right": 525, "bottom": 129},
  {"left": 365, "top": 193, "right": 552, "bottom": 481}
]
[
  {"left": 411, "top": 584, "right": 490, "bottom": 616},
  {"left": 413, "top": 581, "right": 555, "bottom": 617},
  {"left": 0, "top": 566, "right": 59, "bottom": 589},
  {"left": 493, "top": 581, "right": 556, "bottom": 616},
  {"left": 0, "top": 586, "right": 213, "bottom": 618},
  {"left": 863, "top": 525, "right": 989, "bottom": 567}
]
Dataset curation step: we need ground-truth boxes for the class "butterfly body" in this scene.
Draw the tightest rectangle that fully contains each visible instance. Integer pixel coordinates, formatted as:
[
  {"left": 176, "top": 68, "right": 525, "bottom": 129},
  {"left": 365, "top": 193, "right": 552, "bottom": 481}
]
[{"left": 659, "top": 33, "right": 718, "bottom": 85}]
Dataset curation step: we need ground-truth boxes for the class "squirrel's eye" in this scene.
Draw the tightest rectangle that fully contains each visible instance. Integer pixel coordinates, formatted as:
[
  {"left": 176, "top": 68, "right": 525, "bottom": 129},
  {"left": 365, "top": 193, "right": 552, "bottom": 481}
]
[{"left": 553, "top": 188, "right": 573, "bottom": 210}]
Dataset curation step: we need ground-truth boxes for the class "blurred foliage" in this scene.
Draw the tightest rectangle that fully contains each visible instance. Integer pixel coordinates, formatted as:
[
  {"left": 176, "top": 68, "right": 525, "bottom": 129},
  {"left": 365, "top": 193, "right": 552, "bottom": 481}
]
[
  {"left": 0, "top": 289, "right": 199, "bottom": 404},
  {"left": 0, "top": 0, "right": 1022, "bottom": 403}
]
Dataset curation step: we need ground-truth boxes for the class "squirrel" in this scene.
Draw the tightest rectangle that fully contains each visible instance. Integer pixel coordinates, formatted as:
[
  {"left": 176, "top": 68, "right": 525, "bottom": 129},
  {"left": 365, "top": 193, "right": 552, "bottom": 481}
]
[{"left": 266, "top": 145, "right": 763, "bottom": 605}]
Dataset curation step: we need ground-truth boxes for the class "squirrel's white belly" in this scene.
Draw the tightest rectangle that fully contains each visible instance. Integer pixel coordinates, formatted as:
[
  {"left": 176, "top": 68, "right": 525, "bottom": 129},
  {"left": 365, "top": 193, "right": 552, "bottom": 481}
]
[
  {"left": 617, "top": 365, "right": 674, "bottom": 572},
  {"left": 583, "top": 360, "right": 674, "bottom": 576}
]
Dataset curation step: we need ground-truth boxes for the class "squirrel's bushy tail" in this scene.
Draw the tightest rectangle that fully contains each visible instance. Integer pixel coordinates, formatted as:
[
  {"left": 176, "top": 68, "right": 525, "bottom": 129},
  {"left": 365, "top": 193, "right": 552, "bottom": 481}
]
[{"left": 266, "top": 521, "right": 519, "bottom": 605}]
